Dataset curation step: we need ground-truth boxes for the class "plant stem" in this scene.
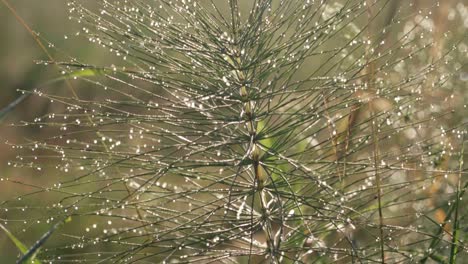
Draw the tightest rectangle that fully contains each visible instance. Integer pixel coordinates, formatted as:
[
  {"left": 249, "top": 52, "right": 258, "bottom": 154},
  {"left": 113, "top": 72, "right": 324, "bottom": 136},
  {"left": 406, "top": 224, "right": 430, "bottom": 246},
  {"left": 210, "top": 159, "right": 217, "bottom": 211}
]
[{"left": 449, "top": 138, "right": 464, "bottom": 263}]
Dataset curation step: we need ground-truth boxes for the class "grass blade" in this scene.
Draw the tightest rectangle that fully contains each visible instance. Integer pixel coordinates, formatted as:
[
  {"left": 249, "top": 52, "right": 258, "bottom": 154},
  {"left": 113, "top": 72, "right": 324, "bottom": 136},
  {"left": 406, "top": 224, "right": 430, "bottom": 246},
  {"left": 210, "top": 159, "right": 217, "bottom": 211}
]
[
  {"left": 449, "top": 138, "right": 465, "bottom": 263},
  {"left": 0, "top": 93, "right": 31, "bottom": 122},
  {"left": 0, "top": 223, "right": 42, "bottom": 264},
  {"left": 16, "top": 216, "right": 72, "bottom": 264}
]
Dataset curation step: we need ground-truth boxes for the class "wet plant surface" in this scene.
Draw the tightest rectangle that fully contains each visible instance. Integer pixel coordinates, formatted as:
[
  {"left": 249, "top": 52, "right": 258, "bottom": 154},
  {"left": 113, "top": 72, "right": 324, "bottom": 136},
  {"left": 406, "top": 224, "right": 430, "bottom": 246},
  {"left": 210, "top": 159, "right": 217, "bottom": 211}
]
[{"left": 1, "top": 0, "right": 467, "bottom": 263}]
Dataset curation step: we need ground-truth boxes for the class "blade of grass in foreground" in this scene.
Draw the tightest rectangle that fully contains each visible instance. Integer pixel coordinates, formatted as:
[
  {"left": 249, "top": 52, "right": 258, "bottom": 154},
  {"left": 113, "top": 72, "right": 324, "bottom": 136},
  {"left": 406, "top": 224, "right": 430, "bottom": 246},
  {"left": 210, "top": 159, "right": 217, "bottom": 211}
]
[
  {"left": 16, "top": 216, "right": 72, "bottom": 264},
  {"left": 449, "top": 138, "right": 465, "bottom": 263},
  {"left": 0, "top": 223, "right": 42, "bottom": 264},
  {"left": 0, "top": 94, "right": 30, "bottom": 122}
]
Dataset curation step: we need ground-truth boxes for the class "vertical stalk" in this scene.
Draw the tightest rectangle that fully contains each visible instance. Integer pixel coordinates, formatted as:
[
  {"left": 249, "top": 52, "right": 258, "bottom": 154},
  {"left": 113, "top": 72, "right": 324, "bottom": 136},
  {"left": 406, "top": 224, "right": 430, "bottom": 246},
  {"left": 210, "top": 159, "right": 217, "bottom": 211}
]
[
  {"left": 229, "top": 0, "right": 240, "bottom": 42},
  {"left": 449, "top": 138, "right": 464, "bottom": 263},
  {"left": 223, "top": 24, "right": 278, "bottom": 260},
  {"left": 371, "top": 106, "right": 385, "bottom": 263},
  {"left": 366, "top": 0, "right": 385, "bottom": 262}
]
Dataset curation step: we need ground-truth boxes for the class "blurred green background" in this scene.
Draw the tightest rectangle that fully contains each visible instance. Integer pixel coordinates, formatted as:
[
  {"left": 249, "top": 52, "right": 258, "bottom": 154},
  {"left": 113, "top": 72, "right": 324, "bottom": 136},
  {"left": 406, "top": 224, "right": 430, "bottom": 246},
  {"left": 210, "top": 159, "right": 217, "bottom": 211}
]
[{"left": 0, "top": 1, "right": 105, "bottom": 261}]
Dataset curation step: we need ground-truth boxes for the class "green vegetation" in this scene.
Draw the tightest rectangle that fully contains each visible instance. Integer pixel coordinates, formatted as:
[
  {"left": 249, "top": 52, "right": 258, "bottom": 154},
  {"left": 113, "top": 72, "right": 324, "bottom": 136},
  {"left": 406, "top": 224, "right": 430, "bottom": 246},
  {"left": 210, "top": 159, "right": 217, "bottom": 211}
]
[{"left": 1, "top": 0, "right": 467, "bottom": 263}]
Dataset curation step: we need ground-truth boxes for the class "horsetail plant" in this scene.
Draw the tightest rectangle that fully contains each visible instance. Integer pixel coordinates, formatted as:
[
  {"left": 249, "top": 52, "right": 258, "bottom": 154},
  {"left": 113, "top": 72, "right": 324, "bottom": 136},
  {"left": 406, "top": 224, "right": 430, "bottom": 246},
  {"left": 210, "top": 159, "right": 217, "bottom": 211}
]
[{"left": 2, "top": 0, "right": 467, "bottom": 263}]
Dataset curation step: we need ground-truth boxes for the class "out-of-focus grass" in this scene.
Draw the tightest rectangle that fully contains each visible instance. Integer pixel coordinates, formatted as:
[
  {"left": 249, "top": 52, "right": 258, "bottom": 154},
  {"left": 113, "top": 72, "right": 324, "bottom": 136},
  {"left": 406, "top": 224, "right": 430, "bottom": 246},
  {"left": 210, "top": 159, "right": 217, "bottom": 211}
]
[{"left": 0, "top": 1, "right": 107, "bottom": 261}]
